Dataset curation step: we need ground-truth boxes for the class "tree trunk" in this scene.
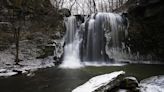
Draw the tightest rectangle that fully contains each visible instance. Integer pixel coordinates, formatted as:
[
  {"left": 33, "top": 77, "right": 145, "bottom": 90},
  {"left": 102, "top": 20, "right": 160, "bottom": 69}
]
[{"left": 15, "top": 27, "right": 20, "bottom": 65}]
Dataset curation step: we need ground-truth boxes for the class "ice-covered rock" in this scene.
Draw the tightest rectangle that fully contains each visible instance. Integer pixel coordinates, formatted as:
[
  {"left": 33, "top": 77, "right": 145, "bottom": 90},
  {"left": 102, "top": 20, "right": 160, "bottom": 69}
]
[
  {"left": 72, "top": 71, "right": 125, "bottom": 92},
  {"left": 140, "top": 75, "right": 164, "bottom": 92}
]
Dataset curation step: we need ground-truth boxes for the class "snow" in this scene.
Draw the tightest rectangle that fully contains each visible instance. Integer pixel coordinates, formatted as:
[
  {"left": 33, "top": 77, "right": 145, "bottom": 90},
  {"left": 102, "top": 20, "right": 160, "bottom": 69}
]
[
  {"left": 0, "top": 69, "right": 7, "bottom": 73},
  {"left": 0, "top": 55, "right": 55, "bottom": 77},
  {"left": 0, "top": 72, "right": 17, "bottom": 77},
  {"left": 140, "top": 75, "right": 164, "bottom": 92},
  {"left": 72, "top": 71, "right": 125, "bottom": 92},
  {"left": 140, "top": 84, "right": 164, "bottom": 92}
]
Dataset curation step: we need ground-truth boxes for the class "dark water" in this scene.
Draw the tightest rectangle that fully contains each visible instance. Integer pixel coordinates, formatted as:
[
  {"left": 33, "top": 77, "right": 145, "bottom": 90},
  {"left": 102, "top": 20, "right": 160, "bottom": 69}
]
[{"left": 0, "top": 64, "right": 164, "bottom": 92}]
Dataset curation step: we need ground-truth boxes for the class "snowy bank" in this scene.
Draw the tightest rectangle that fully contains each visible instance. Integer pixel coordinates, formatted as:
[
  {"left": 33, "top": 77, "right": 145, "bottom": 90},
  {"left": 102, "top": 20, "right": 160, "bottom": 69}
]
[
  {"left": 140, "top": 75, "right": 164, "bottom": 92},
  {"left": 72, "top": 71, "right": 125, "bottom": 92},
  {"left": 0, "top": 57, "right": 55, "bottom": 77}
]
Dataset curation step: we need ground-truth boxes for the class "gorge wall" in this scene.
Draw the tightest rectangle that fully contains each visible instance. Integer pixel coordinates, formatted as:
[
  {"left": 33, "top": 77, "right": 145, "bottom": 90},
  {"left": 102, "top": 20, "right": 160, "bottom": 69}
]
[{"left": 127, "top": 0, "right": 164, "bottom": 61}]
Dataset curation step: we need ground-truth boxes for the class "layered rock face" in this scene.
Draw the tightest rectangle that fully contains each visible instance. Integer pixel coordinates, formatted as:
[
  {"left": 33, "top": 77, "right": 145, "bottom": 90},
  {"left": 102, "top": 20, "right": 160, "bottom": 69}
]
[
  {"left": 127, "top": 0, "right": 164, "bottom": 60},
  {"left": 0, "top": 0, "right": 65, "bottom": 61}
]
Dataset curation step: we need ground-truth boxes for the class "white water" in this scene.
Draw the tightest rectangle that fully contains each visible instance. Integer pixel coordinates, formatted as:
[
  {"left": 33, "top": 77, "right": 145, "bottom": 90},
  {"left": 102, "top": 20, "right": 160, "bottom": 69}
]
[
  {"left": 60, "top": 13, "right": 128, "bottom": 69},
  {"left": 59, "top": 33, "right": 83, "bottom": 69},
  {"left": 83, "top": 62, "right": 126, "bottom": 67},
  {"left": 82, "top": 12, "right": 128, "bottom": 61},
  {"left": 59, "top": 16, "right": 83, "bottom": 69}
]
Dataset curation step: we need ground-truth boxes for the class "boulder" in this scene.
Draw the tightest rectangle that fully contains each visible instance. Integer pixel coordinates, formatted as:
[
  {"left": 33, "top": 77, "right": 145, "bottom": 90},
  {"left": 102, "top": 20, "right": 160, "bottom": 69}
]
[
  {"left": 120, "top": 77, "right": 139, "bottom": 89},
  {"left": 72, "top": 71, "right": 125, "bottom": 92},
  {"left": 115, "top": 77, "right": 139, "bottom": 92},
  {"left": 58, "top": 8, "right": 71, "bottom": 17}
]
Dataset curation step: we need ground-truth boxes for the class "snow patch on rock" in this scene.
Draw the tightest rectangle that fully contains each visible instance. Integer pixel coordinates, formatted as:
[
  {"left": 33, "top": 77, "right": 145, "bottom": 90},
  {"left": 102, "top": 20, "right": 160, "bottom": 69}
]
[
  {"left": 72, "top": 71, "right": 125, "bottom": 92},
  {"left": 0, "top": 71, "right": 17, "bottom": 77}
]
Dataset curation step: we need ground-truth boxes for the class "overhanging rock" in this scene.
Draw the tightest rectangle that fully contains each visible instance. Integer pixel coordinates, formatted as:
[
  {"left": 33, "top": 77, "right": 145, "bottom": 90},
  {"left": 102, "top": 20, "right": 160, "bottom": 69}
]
[{"left": 72, "top": 71, "right": 125, "bottom": 92}]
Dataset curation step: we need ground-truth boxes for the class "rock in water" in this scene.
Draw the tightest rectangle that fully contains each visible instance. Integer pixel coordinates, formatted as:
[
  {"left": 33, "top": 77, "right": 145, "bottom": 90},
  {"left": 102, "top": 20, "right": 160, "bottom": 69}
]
[
  {"left": 140, "top": 75, "right": 164, "bottom": 92},
  {"left": 119, "top": 77, "right": 139, "bottom": 92},
  {"left": 120, "top": 77, "right": 139, "bottom": 89},
  {"left": 72, "top": 71, "right": 125, "bottom": 92}
]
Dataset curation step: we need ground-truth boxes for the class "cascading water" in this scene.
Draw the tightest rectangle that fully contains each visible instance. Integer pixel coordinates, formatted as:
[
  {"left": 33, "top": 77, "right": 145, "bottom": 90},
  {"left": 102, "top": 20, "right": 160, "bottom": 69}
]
[
  {"left": 59, "top": 16, "right": 83, "bottom": 68},
  {"left": 82, "top": 13, "right": 128, "bottom": 62},
  {"left": 102, "top": 13, "right": 129, "bottom": 61},
  {"left": 60, "top": 12, "right": 128, "bottom": 68}
]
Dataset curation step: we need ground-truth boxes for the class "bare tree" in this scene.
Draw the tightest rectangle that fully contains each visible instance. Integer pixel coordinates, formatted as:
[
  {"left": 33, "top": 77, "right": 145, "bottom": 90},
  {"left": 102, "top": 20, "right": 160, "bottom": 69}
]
[
  {"left": 88, "top": 0, "right": 93, "bottom": 14},
  {"left": 69, "top": 0, "right": 76, "bottom": 12},
  {"left": 14, "top": 25, "right": 20, "bottom": 65},
  {"left": 12, "top": 0, "right": 23, "bottom": 65},
  {"left": 59, "top": 0, "right": 64, "bottom": 9},
  {"left": 92, "top": 0, "right": 97, "bottom": 13}
]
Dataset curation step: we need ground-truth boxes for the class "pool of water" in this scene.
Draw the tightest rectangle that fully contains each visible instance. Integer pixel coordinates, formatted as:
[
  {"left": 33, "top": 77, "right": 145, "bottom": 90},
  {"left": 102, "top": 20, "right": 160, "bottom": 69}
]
[{"left": 0, "top": 64, "right": 164, "bottom": 92}]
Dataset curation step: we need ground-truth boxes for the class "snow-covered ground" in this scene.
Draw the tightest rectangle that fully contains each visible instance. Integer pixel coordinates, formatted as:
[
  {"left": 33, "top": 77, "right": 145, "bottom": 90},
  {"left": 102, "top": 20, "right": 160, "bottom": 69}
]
[
  {"left": 0, "top": 36, "right": 64, "bottom": 77},
  {"left": 0, "top": 51, "right": 55, "bottom": 77},
  {"left": 140, "top": 75, "right": 164, "bottom": 92},
  {"left": 72, "top": 71, "right": 125, "bottom": 92}
]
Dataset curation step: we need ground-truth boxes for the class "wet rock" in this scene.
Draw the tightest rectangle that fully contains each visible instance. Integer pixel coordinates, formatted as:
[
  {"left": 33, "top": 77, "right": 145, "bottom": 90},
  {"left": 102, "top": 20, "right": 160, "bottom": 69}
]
[
  {"left": 127, "top": 0, "right": 164, "bottom": 60},
  {"left": 12, "top": 69, "right": 22, "bottom": 74},
  {"left": 120, "top": 77, "right": 139, "bottom": 89},
  {"left": 110, "top": 77, "right": 139, "bottom": 92},
  {"left": 53, "top": 39, "right": 64, "bottom": 63},
  {"left": 59, "top": 8, "right": 71, "bottom": 17}
]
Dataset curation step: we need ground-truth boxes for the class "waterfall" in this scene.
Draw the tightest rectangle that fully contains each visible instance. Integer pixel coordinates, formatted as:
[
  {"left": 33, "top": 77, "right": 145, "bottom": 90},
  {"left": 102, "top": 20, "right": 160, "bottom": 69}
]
[
  {"left": 82, "top": 13, "right": 128, "bottom": 62},
  {"left": 60, "top": 12, "right": 128, "bottom": 68},
  {"left": 102, "top": 13, "right": 129, "bottom": 61},
  {"left": 59, "top": 16, "right": 83, "bottom": 68}
]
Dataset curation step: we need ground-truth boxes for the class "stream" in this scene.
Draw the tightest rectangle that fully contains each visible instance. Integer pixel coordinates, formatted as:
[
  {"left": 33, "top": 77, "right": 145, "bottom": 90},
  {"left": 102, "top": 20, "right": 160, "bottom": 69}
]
[{"left": 0, "top": 64, "right": 164, "bottom": 92}]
